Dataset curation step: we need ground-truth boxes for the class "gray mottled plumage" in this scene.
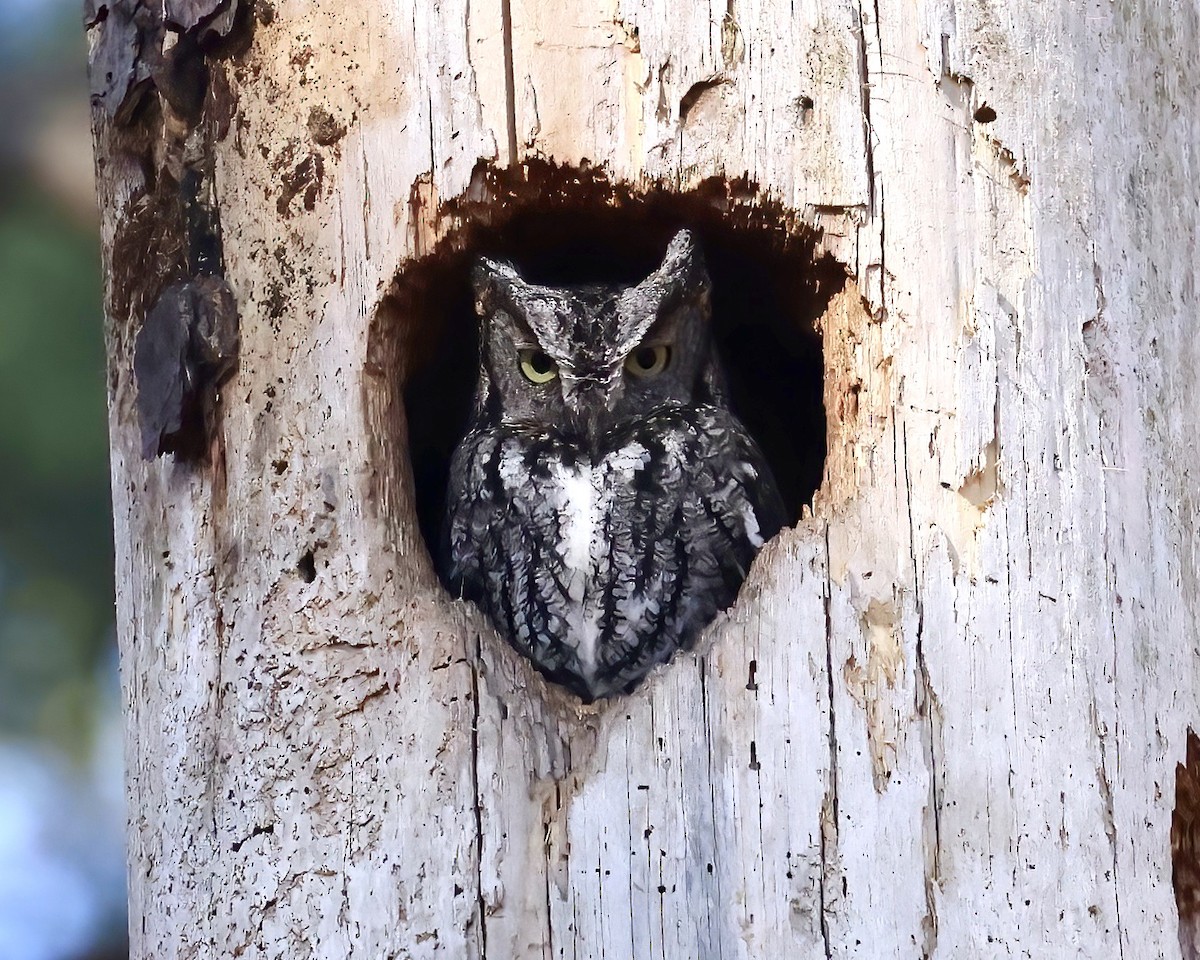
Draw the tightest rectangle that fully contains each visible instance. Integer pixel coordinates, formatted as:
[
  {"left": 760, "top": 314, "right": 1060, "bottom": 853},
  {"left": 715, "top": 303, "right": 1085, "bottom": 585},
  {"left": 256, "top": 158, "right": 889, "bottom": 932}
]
[{"left": 441, "top": 229, "right": 785, "bottom": 700}]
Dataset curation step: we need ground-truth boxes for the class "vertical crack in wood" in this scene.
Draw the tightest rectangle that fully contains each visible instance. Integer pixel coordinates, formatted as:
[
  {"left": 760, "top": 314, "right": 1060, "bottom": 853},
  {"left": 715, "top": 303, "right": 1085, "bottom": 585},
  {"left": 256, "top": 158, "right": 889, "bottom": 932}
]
[
  {"left": 900, "top": 417, "right": 917, "bottom": 578},
  {"left": 499, "top": 0, "right": 518, "bottom": 165},
  {"left": 596, "top": 846, "right": 607, "bottom": 959},
  {"left": 1094, "top": 699, "right": 1125, "bottom": 959},
  {"left": 344, "top": 726, "right": 356, "bottom": 923},
  {"left": 852, "top": 1, "right": 877, "bottom": 221},
  {"left": 360, "top": 146, "right": 373, "bottom": 263},
  {"left": 1001, "top": 499, "right": 1020, "bottom": 741},
  {"left": 1093, "top": 369, "right": 1125, "bottom": 956},
  {"left": 427, "top": 89, "right": 437, "bottom": 177},
  {"left": 902, "top": 404, "right": 940, "bottom": 953},
  {"left": 207, "top": 597, "right": 228, "bottom": 840},
  {"left": 542, "top": 824, "right": 555, "bottom": 958},
  {"left": 819, "top": 522, "right": 837, "bottom": 959},
  {"left": 913, "top": 590, "right": 941, "bottom": 953},
  {"left": 470, "top": 634, "right": 489, "bottom": 957},
  {"left": 854, "top": 0, "right": 887, "bottom": 312},
  {"left": 207, "top": 438, "right": 232, "bottom": 837},
  {"left": 902, "top": 416, "right": 942, "bottom": 950},
  {"left": 623, "top": 728, "right": 636, "bottom": 960},
  {"left": 699, "top": 659, "right": 728, "bottom": 959}
]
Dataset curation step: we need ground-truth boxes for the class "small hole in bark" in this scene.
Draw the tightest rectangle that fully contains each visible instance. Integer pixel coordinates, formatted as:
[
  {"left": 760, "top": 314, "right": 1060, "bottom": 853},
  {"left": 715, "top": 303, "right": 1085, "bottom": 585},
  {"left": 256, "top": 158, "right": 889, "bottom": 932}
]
[
  {"left": 974, "top": 104, "right": 997, "bottom": 123},
  {"left": 297, "top": 549, "right": 316, "bottom": 583},
  {"left": 795, "top": 95, "right": 815, "bottom": 124},
  {"left": 679, "top": 78, "right": 727, "bottom": 121}
]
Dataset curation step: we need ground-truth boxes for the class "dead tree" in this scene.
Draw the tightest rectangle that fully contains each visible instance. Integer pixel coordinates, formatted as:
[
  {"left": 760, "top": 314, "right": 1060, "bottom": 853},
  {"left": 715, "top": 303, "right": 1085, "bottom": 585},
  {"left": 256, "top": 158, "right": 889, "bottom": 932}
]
[{"left": 88, "top": 0, "right": 1199, "bottom": 956}]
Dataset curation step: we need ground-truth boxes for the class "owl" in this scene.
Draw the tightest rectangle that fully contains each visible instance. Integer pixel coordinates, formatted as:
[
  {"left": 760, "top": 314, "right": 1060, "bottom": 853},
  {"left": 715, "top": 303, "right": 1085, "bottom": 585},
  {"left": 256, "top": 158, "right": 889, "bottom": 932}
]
[{"left": 441, "top": 228, "right": 786, "bottom": 700}]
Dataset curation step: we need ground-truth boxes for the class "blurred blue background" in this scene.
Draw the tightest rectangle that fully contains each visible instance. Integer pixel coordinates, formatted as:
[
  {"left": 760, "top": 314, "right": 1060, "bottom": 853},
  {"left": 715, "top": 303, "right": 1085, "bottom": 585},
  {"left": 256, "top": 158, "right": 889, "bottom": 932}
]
[{"left": 0, "top": 0, "right": 128, "bottom": 957}]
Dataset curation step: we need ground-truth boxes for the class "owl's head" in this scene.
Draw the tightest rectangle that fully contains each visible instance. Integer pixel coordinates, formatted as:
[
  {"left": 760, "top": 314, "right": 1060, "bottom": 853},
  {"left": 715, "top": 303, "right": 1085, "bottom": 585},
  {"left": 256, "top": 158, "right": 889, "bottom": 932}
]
[{"left": 470, "top": 228, "right": 721, "bottom": 449}]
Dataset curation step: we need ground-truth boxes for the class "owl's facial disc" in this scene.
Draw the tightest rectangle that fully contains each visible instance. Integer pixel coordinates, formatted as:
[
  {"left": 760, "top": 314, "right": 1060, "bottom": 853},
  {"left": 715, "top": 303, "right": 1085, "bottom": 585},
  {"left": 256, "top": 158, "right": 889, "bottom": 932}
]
[{"left": 471, "top": 229, "right": 713, "bottom": 452}]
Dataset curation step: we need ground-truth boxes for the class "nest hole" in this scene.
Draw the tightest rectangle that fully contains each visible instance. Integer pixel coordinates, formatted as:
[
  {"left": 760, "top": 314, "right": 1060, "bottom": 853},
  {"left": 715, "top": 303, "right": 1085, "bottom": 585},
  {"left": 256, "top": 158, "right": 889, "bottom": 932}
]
[{"left": 380, "top": 163, "right": 844, "bottom": 572}]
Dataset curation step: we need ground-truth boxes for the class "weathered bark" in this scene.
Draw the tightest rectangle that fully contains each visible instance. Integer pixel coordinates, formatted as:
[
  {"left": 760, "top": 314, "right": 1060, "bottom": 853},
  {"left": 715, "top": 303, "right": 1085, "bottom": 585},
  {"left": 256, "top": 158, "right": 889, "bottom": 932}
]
[{"left": 89, "top": 0, "right": 1199, "bottom": 957}]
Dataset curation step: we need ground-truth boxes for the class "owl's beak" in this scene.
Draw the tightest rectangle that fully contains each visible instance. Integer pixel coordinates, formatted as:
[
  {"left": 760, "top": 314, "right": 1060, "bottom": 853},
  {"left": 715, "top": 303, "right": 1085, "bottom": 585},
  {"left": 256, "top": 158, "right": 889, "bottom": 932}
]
[{"left": 561, "top": 372, "right": 621, "bottom": 454}]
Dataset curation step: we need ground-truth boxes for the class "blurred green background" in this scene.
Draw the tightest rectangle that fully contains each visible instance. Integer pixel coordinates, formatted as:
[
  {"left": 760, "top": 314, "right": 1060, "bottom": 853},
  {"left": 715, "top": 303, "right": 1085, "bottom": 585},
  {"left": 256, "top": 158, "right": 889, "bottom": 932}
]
[{"left": 0, "top": 1, "right": 127, "bottom": 957}]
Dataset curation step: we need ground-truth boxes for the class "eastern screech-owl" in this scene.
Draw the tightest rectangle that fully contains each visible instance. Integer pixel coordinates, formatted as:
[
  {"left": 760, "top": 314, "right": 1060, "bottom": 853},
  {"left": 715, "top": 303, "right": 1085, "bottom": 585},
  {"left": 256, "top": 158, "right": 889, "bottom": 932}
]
[{"left": 441, "top": 228, "right": 786, "bottom": 700}]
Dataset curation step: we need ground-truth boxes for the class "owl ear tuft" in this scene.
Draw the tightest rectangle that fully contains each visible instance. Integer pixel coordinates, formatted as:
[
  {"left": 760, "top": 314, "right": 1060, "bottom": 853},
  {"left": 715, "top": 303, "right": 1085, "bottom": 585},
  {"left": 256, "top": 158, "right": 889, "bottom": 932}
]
[
  {"left": 661, "top": 228, "right": 698, "bottom": 265},
  {"left": 471, "top": 257, "right": 523, "bottom": 314},
  {"left": 651, "top": 228, "right": 709, "bottom": 299}
]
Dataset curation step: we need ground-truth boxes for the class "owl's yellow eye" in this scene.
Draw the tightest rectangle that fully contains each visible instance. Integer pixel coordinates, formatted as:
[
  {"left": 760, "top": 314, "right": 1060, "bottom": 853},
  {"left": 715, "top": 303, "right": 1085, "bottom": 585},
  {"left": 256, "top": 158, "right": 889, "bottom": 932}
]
[
  {"left": 519, "top": 349, "right": 559, "bottom": 384},
  {"left": 624, "top": 344, "right": 671, "bottom": 378}
]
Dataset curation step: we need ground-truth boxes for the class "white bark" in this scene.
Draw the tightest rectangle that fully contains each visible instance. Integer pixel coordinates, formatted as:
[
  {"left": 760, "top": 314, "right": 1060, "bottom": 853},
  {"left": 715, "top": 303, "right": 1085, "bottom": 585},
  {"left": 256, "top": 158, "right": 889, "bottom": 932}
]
[{"left": 91, "top": 0, "right": 1199, "bottom": 957}]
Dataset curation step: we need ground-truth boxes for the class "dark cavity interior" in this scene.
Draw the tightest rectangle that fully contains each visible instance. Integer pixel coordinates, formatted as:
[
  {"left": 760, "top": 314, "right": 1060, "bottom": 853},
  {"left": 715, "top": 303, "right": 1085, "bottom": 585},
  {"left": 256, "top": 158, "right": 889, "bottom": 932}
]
[{"left": 389, "top": 163, "right": 843, "bottom": 567}]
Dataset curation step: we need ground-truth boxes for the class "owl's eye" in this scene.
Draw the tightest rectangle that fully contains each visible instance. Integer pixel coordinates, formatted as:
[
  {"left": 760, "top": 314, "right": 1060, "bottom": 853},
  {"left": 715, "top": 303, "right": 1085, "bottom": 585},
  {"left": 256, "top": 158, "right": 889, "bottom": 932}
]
[
  {"left": 519, "top": 349, "right": 559, "bottom": 384},
  {"left": 624, "top": 344, "right": 671, "bottom": 378}
]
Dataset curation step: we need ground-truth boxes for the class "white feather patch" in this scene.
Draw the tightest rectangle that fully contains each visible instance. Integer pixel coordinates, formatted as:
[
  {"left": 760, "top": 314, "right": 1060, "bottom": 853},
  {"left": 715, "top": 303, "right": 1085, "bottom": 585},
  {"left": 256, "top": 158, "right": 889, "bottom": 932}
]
[
  {"left": 547, "top": 442, "right": 651, "bottom": 681},
  {"left": 740, "top": 503, "right": 764, "bottom": 549}
]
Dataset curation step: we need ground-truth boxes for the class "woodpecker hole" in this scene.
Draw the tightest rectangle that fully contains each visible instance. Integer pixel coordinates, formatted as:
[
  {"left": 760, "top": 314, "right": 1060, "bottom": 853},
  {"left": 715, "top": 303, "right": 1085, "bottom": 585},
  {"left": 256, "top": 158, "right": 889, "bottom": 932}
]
[{"left": 370, "top": 160, "right": 843, "bottom": 570}]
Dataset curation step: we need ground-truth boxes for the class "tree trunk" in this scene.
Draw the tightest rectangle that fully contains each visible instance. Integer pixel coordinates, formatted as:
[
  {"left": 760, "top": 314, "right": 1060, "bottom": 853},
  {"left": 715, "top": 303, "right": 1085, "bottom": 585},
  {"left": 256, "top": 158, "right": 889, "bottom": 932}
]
[{"left": 89, "top": 0, "right": 1199, "bottom": 957}]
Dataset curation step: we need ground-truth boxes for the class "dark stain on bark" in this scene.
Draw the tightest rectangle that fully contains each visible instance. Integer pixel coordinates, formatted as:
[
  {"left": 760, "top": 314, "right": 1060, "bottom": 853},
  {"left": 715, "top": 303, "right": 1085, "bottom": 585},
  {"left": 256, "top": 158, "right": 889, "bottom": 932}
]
[
  {"left": 125, "top": 160, "right": 238, "bottom": 459},
  {"left": 276, "top": 151, "right": 325, "bottom": 216},
  {"left": 109, "top": 171, "right": 189, "bottom": 331},
  {"left": 307, "top": 106, "right": 347, "bottom": 147},
  {"left": 134, "top": 275, "right": 239, "bottom": 459},
  {"left": 151, "top": 31, "right": 210, "bottom": 121},
  {"left": 88, "top": 0, "right": 257, "bottom": 460},
  {"left": 1174, "top": 728, "right": 1200, "bottom": 958}
]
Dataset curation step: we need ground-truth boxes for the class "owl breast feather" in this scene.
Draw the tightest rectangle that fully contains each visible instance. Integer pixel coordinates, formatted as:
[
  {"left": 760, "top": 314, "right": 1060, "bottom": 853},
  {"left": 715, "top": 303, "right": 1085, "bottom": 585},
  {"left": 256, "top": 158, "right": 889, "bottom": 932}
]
[{"left": 443, "top": 404, "right": 785, "bottom": 700}]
